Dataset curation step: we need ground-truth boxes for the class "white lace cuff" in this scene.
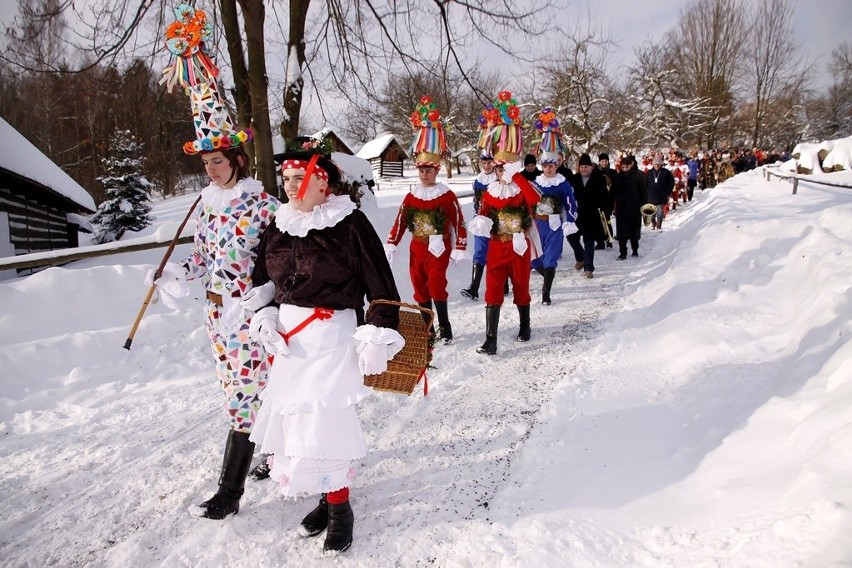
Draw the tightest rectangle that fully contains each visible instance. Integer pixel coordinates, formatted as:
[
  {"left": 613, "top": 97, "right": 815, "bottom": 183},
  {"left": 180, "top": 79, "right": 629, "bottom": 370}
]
[
  {"left": 450, "top": 248, "right": 470, "bottom": 261},
  {"left": 353, "top": 324, "right": 405, "bottom": 359}
]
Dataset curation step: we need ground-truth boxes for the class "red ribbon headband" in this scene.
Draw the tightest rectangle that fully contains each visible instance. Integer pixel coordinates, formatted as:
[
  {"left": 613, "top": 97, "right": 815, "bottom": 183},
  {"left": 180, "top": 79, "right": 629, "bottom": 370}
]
[{"left": 281, "top": 155, "right": 327, "bottom": 200}]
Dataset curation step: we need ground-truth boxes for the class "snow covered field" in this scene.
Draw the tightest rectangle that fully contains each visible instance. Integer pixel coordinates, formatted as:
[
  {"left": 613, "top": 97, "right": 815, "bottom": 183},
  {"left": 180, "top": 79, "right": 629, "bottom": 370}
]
[{"left": 1, "top": 168, "right": 850, "bottom": 567}]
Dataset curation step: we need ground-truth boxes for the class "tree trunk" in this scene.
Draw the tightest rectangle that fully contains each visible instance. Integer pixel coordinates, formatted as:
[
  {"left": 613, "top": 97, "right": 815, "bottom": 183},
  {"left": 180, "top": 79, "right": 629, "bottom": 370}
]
[
  {"left": 220, "top": 0, "right": 255, "bottom": 171},
  {"left": 237, "top": 0, "right": 277, "bottom": 195},
  {"left": 280, "top": 0, "right": 311, "bottom": 141}
]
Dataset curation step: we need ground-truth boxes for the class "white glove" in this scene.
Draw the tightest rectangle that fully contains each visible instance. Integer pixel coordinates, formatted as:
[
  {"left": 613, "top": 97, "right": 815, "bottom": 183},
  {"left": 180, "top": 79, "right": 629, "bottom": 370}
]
[
  {"left": 502, "top": 161, "right": 523, "bottom": 180},
  {"left": 384, "top": 243, "right": 397, "bottom": 263},
  {"left": 248, "top": 306, "right": 289, "bottom": 357},
  {"left": 548, "top": 214, "right": 561, "bottom": 231},
  {"left": 450, "top": 248, "right": 469, "bottom": 267},
  {"left": 240, "top": 281, "right": 276, "bottom": 312},
  {"left": 468, "top": 215, "right": 494, "bottom": 237},
  {"left": 562, "top": 221, "right": 576, "bottom": 236},
  {"left": 145, "top": 262, "right": 189, "bottom": 298},
  {"left": 357, "top": 341, "right": 389, "bottom": 376}
]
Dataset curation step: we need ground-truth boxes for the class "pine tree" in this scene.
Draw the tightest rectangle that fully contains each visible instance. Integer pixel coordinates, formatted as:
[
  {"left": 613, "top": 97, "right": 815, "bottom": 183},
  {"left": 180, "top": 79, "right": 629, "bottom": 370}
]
[{"left": 91, "top": 129, "right": 154, "bottom": 242}]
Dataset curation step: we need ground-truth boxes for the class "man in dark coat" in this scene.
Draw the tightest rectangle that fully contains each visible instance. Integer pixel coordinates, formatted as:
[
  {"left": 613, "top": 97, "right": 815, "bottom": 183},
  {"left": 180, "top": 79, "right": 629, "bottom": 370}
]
[
  {"left": 566, "top": 153, "right": 609, "bottom": 278},
  {"left": 645, "top": 154, "right": 673, "bottom": 230},
  {"left": 612, "top": 155, "right": 648, "bottom": 259},
  {"left": 520, "top": 153, "right": 541, "bottom": 181},
  {"left": 596, "top": 152, "right": 617, "bottom": 249}
]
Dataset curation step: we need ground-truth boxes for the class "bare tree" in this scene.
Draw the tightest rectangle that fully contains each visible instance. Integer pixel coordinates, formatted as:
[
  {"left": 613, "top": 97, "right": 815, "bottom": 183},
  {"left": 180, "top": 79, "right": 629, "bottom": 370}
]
[
  {"left": 668, "top": 0, "right": 748, "bottom": 147},
  {"left": 343, "top": 69, "right": 499, "bottom": 177},
  {"left": 271, "top": 0, "right": 557, "bottom": 140},
  {"left": 746, "top": 0, "right": 810, "bottom": 148},
  {"left": 624, "top": 40, "right": 719, "bottom": 149},
  {"left": 808, "top": 42, "right": 852, "bottom": 140},
  {"left": 535, "top": 13, "right": 617, "bottom": 159}
]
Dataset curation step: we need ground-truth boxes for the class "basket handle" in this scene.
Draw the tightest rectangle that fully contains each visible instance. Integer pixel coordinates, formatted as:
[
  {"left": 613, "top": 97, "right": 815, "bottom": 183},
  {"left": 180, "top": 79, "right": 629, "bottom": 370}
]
[{"left": 366, "top": 299, "right": 434, "bottom": 331}]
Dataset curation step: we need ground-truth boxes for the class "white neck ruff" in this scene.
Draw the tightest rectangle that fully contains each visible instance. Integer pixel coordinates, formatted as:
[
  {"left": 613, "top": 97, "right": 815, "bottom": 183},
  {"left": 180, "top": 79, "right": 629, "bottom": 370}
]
[
  {"left": 486, "top": 180, "right": 520, "bottom": 199},
  {"left": 200, "top": 177, "right": 263, "bottom": 212},
  {"left": 274, "top": 194, "right": 357, "bottom": 237},
  {"left": 476, "top": 172, "right": 497, "bottom": 185},
  {"left": 411, "top": 183, "right": 451, "bottom": 200},
  {"left": 534, "top": 173, "right": 566, "bottom": 188}
]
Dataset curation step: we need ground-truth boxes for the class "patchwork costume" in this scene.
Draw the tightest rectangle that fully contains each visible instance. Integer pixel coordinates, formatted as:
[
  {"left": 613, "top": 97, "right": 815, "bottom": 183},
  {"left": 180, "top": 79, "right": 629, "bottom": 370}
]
[
  {"left": 148, "top": 4, "right": 280, "bottom": 522},
  {"left": 181, "top": 179, "right": 279, "bottom": 432}
]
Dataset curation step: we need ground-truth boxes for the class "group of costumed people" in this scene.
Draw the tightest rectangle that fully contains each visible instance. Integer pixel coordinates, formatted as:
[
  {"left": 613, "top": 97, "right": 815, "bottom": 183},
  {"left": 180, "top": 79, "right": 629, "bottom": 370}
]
[
  {"left": 145, "top": 6, "right": 651, "bottom": 558},
  {"left": 147, "top": 5, "right": 402, "bottom": 556}
]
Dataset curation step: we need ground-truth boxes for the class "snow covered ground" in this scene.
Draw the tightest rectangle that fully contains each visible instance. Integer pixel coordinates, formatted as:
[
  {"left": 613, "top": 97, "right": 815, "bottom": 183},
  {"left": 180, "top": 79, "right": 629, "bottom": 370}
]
[{"left": 1, "top": 168, "right": 850, "bottom": 567}]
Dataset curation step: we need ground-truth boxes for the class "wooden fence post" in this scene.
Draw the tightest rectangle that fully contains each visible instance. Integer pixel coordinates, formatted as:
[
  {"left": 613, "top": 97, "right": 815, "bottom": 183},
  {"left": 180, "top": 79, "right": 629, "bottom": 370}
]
[{"left": 792, "top": 178, "right": 798, "bottom": 195}]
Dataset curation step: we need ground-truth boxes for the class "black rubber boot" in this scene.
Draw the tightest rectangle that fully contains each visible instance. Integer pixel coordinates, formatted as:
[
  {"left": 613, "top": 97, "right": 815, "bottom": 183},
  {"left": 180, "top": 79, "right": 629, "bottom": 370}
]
[
  {"left": 323, "top": 501, "right": 354, "bottom": 555},
  {"left": 541, "top": 267, "right": 555, "bottom": 306},
  {"left": 476, "top": 305, "right": 500, "bottom": 355},
  {"left": 460, "top": 263, "right": 484, "bottom": 301},
  {"left": 199, "top": 430, "right": 255, "bottom": 520},
  {"left": 418, "top": 301, "right": 434, "bottom": 336},
  {"left": 517, "top": 305, "right": 531, "bottom": 342},
  {"left": 298, "top": 494, "right": 329, "bottom": 537},
  {"left": 434, "top": 300, "right": 453, "bottom": 344}
]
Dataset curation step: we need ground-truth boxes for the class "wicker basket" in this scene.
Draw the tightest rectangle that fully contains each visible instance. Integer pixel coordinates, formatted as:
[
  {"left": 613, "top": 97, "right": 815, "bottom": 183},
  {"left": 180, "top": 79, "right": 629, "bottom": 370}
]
[{"left": 363, "top": 299, "right": 433, "bottom": 395}]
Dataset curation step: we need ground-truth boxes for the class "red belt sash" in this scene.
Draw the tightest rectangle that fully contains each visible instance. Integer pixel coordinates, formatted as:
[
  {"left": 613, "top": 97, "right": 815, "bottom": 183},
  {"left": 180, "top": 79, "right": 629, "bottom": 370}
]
[{"left": 278, "top": 306, "right": 334, "bottom": 343}]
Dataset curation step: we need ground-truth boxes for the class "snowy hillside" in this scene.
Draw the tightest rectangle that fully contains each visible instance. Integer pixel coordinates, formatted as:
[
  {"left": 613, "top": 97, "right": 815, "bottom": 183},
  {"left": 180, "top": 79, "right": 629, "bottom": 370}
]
[{"left": 0, "top": 169, "right": 850, "bottom": 567}]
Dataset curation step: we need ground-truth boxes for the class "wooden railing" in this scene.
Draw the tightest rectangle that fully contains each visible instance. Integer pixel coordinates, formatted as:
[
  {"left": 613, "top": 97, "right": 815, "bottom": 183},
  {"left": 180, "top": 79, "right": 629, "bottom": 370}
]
[{"left": 0, "top": 230, "right": 193, "bottom": 272}]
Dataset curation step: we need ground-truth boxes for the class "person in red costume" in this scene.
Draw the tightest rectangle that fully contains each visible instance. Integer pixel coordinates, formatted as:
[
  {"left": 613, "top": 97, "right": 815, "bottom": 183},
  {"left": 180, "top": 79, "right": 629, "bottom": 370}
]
[
  {"left": 384, "top": 97, "right": 468, "bottom": 344},
  {"left": 467, "top": 91, "right": 541, "bottom": 355}
]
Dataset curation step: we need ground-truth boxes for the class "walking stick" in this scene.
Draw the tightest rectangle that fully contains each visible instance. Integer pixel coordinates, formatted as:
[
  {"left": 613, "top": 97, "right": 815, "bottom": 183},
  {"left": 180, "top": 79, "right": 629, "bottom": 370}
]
[{"left": 123, "top": 194, "right": 203, "bottom": 350}]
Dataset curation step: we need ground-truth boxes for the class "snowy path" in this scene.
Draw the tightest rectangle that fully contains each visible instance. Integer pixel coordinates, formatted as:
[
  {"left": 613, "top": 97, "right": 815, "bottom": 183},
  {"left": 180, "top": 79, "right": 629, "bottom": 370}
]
[{"left": 2, "top": 172, "right": 850, "bottom": 566}]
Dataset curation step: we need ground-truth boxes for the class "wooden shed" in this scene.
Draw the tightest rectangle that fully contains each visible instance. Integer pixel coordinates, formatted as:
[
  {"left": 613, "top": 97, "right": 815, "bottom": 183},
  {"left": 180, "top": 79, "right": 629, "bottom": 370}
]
[
  {"left": 310, "top": 127, "right": 355, "bottom": 155},
  {"left": 1, "top": 117, "right": 95, "bottom": 278},
  {"left": 356, "top": 134, "right": 409, "bottom": 179}
]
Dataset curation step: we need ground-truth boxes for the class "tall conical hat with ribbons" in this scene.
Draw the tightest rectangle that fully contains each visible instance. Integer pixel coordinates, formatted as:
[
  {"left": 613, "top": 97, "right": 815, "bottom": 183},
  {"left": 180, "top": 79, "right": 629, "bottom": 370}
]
[
  {"left": 533, "top": 107, "right": 564, "bottom": 164},
  {"left": 481, "top": 90, "right": 523, "bottom": 164},
  {"left": 409, "top": 95, "right": 448, "bottom": 167},
  {"left": 160, "top": 3, "right": 252, "bottom": 155}
]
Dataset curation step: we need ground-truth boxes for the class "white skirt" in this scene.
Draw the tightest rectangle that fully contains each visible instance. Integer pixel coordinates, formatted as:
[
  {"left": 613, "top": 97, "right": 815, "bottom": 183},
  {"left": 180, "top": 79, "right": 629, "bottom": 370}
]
[{"left": 250, "top": 304, "right": 372, "bottom": 497}]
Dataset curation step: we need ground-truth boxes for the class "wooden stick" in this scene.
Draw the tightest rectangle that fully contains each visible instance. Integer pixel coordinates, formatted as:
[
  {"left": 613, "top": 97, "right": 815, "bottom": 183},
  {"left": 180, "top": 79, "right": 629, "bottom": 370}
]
[{"left": 123, "top": 194, "right": 203, "bottom": 350}]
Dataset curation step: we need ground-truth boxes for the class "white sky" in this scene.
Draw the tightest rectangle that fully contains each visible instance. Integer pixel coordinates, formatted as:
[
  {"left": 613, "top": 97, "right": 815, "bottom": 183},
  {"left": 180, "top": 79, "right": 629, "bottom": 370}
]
[{"left": 1, "top": 0, "right": 847, "bottom": 85}]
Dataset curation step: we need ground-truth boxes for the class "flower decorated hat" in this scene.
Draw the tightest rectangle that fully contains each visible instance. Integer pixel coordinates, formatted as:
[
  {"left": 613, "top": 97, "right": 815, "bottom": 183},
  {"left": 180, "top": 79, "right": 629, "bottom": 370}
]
[
  {"left": 533, "top": 107, "right": 564, "bottom": 164},
  {"left": 161, "top": 4, "right": 252, "bottom": 155},
  {"left": 480, "top": 90, "right": 523, "bottom": 164},
  {"left": 409, "top": 96, "right": 448, "bottom": 167}
]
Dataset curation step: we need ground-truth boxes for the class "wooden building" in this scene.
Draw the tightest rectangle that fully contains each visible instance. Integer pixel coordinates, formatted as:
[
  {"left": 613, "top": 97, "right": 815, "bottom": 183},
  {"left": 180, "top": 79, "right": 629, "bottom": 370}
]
[
  {"left": 356, "top": 134, "right": 409, "bottom": 179},
  {"left": 1, "top": 118, "right": 95, "bottom": 278}
]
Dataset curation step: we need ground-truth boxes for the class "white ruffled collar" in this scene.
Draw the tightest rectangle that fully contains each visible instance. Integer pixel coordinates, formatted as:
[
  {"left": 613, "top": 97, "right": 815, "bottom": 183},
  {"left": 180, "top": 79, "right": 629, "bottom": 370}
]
[
  {"left": 410, "top": 183, "right": 451, "bottom": 200},
  {"left": 274, "top": 194, "right": 357, "bottom": 237},
  {"left": 476, "top": 172, "right": 497, "bottom": 185},
  {"left": 534, "top": 173, "right": 567, "bottom": 188},
  {"left": 486, "top": 180, "right": 520, "bottom": 199},
  {"left": 200, "top": 177, "right": 263, "bottom": 212}
]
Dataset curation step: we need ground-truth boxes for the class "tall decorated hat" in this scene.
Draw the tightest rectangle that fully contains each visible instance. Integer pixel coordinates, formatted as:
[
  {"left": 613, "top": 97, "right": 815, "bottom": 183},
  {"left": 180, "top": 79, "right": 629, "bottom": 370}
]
[
  {"left": 160, "top": 4, "right": 252, "bottom": 155},
  {"left": 533, "top": 107, "right": 564, "bottom": 163},
  {"left": 409, "top": 95, "right": 447, "bottom": 167},
  {"left": 476, "top": 105, "right": 493, "bottom": 160},
  {"left": 481, "top": 90, "right": 523, "bottom": 164}
]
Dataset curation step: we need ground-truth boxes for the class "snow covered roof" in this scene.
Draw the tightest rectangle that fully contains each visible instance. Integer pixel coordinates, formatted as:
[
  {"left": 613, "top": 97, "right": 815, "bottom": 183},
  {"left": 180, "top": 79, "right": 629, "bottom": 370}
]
[
  {"left": 356, "top": 134, "right": 405, "bottom": 160},
  {"left": 0, "top": 117, "right": 96, "bottom": 212}
]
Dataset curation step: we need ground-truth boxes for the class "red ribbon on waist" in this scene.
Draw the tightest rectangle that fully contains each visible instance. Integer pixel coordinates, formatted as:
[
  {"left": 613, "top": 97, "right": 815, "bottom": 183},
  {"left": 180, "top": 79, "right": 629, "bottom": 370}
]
[{"left": 278, "top": 307, "right": 334, "bottom": 344}]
